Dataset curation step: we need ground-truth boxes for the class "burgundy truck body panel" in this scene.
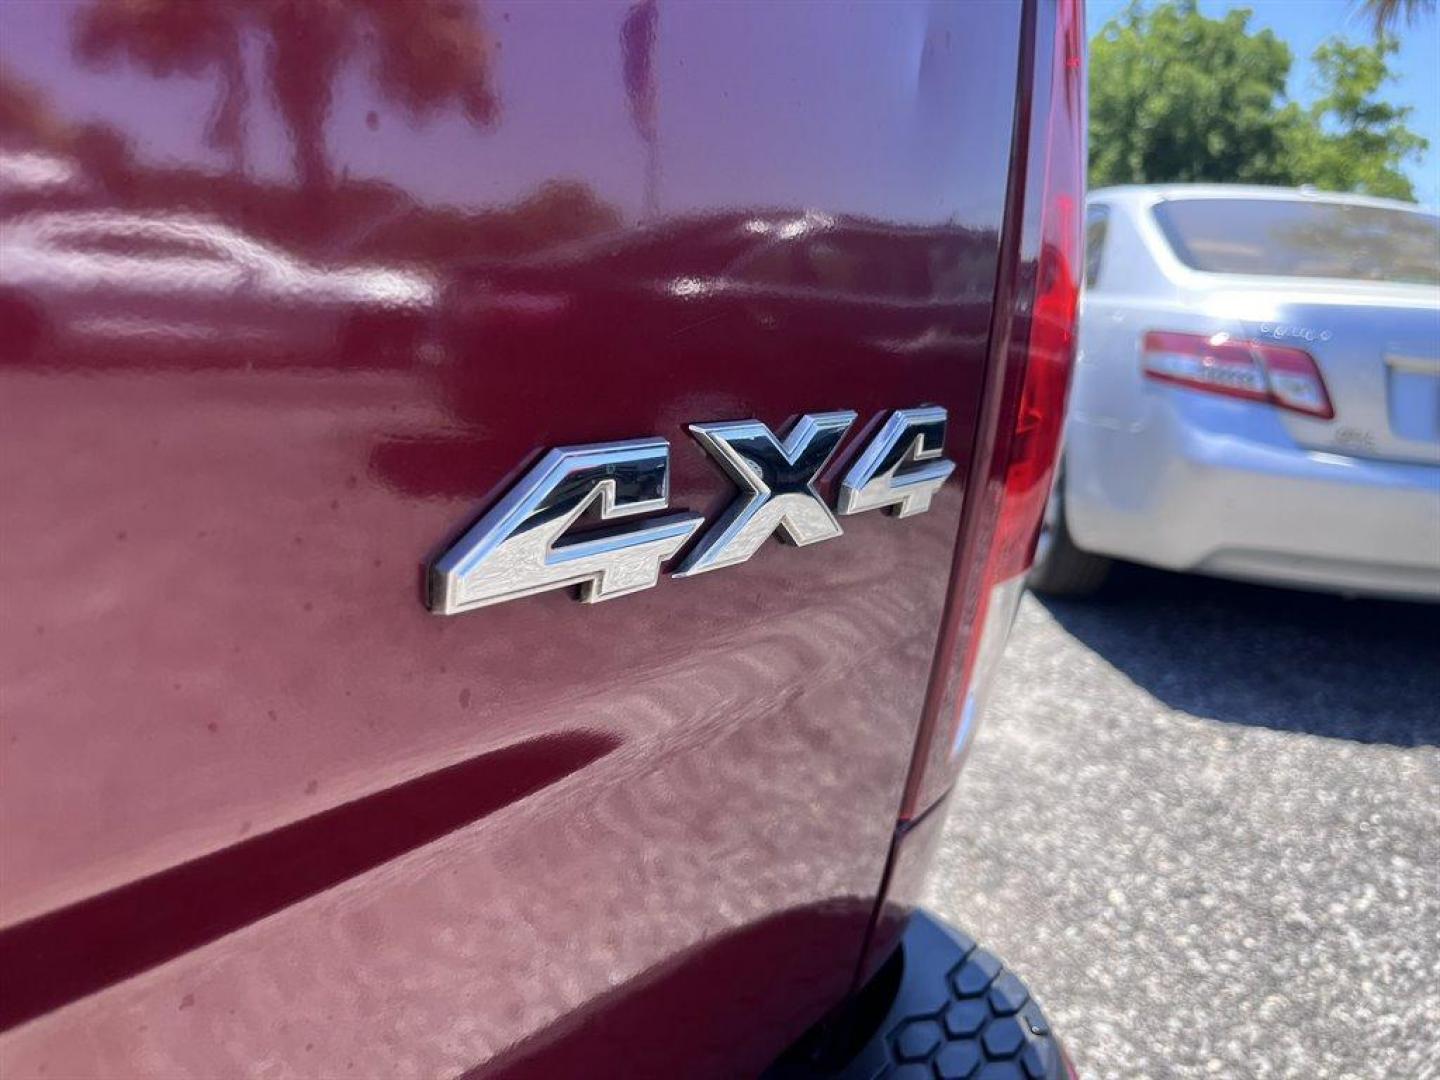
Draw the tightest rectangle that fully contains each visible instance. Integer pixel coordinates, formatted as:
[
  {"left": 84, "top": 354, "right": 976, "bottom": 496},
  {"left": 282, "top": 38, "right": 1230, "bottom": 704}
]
[{"left": 0, "top": 2, "right": 1037, "bottom": 1076}]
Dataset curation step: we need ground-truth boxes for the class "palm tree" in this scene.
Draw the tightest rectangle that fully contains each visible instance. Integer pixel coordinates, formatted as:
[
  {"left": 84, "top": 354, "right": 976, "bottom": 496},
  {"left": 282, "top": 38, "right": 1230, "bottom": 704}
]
[
  {"left": 74, "top": 0, "right": 498, "bottom": 195},
  {"left": 76, "top": 0, "right": 248, "bottom": 172},
  {"left": 1360, "top": 0, "right": 1436, "bottom": 34}
]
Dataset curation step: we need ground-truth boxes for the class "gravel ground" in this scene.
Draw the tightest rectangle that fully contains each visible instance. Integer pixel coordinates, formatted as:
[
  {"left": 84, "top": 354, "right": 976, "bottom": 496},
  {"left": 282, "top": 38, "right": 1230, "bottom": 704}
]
[{"left": 922, "top": 566, "right": 1440, "bottom": 1080}]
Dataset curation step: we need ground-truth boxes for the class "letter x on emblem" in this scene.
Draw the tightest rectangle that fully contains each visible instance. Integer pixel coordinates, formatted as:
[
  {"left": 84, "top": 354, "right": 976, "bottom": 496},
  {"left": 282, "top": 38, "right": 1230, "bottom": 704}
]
[{"left": 672, "top": 411, "right": 857, "bottom": 577}]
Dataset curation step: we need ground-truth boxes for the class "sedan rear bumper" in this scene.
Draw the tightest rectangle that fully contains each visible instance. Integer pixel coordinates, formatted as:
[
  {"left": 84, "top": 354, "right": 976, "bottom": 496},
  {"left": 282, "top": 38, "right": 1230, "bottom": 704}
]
[{"left": 1066, "top": 399, "right": 1440, "bottom": 601}]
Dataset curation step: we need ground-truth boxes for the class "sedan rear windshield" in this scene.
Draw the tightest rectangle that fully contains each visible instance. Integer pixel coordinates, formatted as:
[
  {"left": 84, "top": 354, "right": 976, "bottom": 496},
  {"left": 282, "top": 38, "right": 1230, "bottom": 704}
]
[{"left": 1152, "top": 198, "right": 1440, "bottom": 285}]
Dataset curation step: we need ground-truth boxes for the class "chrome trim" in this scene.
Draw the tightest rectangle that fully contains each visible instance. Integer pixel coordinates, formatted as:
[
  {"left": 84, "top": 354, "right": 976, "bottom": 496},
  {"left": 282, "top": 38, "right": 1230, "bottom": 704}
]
[
  {"left": 672, "top": 411, "right": 857, "bottom": 577},
  {"left": 838, "top": 406, "right": 955, "bottom": 518},
  {"left": 428, "top": 438, "right": 704, "bottom": 614},
  {"left": 1385, "top": 353, "right": 1440, "bottom": 376}
]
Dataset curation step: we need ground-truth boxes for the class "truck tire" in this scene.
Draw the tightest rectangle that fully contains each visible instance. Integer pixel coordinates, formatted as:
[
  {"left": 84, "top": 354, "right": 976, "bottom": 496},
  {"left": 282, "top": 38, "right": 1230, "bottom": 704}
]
[
  {"left": 766, "top": 913, "right": 1072, "bottom": 1080},
  {"left": 1027, "top": 468, "right": 1110, "bottom": 598},
  {"left": 873, "top": 926, "right": 1071, "bottom": 1080}
]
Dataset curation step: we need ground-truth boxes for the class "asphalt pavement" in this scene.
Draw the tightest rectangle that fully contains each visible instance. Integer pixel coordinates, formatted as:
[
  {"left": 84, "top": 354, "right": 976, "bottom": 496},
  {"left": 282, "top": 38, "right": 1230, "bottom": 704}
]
[{"left": 922, "top": 566, "right": 1440, "bottom": 1080}]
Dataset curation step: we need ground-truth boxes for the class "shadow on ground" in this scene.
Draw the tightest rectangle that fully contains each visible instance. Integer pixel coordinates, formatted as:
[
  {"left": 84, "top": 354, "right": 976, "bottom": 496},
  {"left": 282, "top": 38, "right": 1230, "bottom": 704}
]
[{"left": 1038, "top": 565, "right": 1440, "bottom": 747}]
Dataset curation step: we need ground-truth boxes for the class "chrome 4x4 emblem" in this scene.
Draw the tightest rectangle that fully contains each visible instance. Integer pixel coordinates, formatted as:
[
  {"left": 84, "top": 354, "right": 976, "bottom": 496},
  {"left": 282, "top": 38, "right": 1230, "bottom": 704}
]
[{"left": 428, "top": 407, "right": 954, "bottom": 615}]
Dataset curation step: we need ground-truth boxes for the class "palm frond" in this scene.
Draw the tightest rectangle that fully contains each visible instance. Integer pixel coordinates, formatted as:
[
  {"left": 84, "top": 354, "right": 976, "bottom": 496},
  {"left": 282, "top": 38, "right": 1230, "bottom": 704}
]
[{"left": 1360, "top": 0, "right": 1437, "bottom": 35}]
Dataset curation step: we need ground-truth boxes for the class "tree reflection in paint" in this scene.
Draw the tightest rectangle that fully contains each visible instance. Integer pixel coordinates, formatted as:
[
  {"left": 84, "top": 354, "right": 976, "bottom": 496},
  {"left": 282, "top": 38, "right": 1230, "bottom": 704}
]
[{"left": 75, "top": 0, "right": 500, "bottom": 195}]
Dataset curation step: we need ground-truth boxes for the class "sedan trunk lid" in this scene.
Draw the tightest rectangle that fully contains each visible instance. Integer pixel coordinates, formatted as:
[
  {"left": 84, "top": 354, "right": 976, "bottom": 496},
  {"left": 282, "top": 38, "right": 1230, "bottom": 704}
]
[{"left": 1206, "top": 280, "right": 1440, "bottom": 465}]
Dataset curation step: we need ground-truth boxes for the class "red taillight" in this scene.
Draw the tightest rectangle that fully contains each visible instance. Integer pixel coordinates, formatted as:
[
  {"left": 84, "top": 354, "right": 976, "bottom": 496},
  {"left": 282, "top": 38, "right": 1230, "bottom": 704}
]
[
  {"left": 898, "top": 0, "right": 1086, "bottom": 818},
  {"left": 1142, "top": 330, "right": 1334, "bottom": 419},
  {"left": 990, "top": 186, "right": 1081, "bottom": 584},
  {"left": 995, "top": 0, "right": 1086, "bottom": 572}
]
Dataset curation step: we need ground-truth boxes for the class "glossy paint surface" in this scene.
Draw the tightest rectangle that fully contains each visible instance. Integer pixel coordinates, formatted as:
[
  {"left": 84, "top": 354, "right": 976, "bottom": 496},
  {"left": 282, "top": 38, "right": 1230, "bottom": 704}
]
[{"left": 0, "top": 2, "right": 1023, "bottom": 1076}]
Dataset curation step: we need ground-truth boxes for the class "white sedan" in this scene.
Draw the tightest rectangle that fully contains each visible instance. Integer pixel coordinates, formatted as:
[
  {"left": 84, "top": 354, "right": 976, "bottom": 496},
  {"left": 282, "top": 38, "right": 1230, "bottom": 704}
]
[{"left": 1031, "top": 184, "right": 1440, "bottom": 601}]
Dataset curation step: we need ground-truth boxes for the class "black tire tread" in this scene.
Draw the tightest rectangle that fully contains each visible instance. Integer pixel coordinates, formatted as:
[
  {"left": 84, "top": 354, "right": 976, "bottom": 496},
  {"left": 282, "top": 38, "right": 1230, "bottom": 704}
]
[{"left": 877, "top": 932, "right": 1066, "bottom": 1080}]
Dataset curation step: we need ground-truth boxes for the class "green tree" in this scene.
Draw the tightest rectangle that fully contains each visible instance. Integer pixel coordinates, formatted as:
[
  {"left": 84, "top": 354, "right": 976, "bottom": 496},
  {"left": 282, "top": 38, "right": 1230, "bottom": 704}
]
[
  {"left": 1088, "top": 1, "right": 1300, "bottom": 188},
  {"left": 1089, "top": 1, "right": 1426, "bottom": 200},
  {"left": 1285, "top": 34, "right": 1427, "bottom": 199}
]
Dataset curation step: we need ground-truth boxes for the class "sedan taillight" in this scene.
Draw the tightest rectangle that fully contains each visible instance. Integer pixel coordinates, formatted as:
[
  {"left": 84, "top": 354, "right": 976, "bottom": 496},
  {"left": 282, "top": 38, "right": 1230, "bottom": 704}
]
[{"left": 1142, "top": 330, "right": 1334, "bottom": 419}]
